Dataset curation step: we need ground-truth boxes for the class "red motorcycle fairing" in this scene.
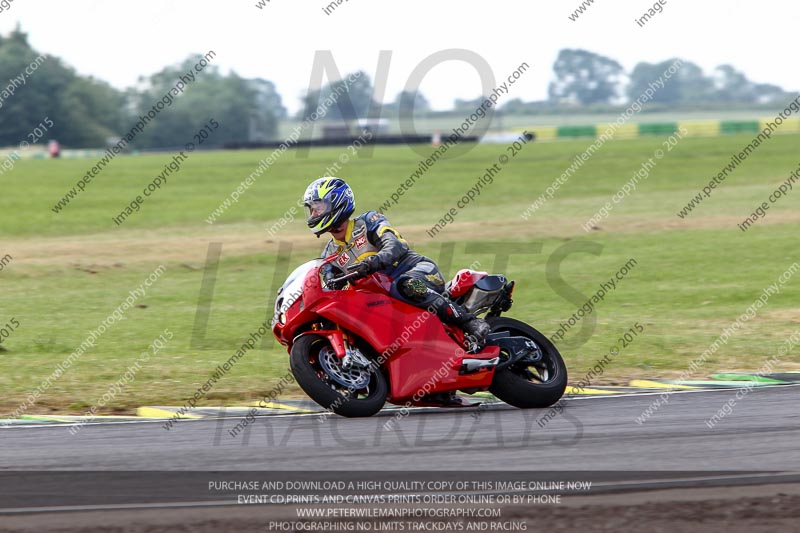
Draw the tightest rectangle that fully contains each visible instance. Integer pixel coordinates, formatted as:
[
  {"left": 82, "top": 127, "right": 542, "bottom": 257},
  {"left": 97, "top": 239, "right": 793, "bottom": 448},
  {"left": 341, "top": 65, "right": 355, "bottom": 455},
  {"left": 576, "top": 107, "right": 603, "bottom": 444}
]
[
  {"left": 275, "top": 260, "right": 498, "bottom": 403},
  {"left": 315, "top": 290, "right": 500, "bottom": 400},
  {"left": 448, "top": 269, "right": 489, "bottom": 298}
]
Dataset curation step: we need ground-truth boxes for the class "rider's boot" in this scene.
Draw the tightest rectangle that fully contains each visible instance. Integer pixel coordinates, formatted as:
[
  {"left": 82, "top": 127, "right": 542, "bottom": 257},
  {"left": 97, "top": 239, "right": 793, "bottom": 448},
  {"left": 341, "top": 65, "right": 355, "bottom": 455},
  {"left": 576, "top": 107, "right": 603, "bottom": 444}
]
[
  {"left": 418, "top": 391, "right": 471, "bottom": 407},
  {"left": 401, "top": 278, "right": 487, "bottom": 407}
]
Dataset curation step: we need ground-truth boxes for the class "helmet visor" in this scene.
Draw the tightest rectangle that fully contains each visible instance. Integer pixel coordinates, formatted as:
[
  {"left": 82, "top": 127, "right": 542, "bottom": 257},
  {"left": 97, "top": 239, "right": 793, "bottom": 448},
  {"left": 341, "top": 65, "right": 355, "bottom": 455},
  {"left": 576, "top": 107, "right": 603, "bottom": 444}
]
[{"left": 305, "top": 198, "right": 331, "bottom": 222}]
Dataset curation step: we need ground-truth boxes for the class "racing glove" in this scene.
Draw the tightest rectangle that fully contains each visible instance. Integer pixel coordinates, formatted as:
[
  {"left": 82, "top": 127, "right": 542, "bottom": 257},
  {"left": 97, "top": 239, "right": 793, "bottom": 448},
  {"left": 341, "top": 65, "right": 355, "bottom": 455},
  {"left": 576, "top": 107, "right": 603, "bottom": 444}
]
[{"left": 347, "top": 257, "right": 377, "bottom": 279}]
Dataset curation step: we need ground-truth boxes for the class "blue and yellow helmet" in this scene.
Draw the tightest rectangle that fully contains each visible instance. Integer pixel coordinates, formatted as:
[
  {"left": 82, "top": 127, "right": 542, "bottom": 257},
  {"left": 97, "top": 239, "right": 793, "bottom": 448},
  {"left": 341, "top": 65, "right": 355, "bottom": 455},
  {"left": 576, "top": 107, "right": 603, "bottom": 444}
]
[{"left": 303, "top": 177, "right": 355, "bottom": 236}]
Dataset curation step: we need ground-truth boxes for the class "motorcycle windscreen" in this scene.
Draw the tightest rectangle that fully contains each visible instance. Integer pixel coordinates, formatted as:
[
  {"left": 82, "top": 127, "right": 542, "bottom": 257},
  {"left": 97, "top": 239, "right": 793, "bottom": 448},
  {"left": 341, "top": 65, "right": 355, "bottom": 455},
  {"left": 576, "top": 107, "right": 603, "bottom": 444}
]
[{"left": 274, "top": 259, "right": 323, "bottom": 322}]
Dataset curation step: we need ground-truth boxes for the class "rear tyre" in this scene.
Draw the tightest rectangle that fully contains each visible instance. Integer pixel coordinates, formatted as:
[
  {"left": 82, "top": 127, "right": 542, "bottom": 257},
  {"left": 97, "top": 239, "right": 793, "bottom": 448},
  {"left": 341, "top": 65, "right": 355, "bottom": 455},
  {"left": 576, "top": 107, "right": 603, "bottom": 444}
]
[
  {"left": 290, "top": 334, "right": 387, "bottom": 418},
  {"left": 487, "top": 317, "right": 567, "bottom": 408}
]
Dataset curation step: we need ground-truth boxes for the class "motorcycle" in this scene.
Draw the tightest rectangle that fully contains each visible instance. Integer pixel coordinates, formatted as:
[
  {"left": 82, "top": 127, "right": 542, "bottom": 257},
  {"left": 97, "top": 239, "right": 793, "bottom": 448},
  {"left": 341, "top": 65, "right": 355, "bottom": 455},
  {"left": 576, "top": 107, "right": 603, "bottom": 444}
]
[{"left": 271, "top": 256, "right": 567, "bottom": 417}]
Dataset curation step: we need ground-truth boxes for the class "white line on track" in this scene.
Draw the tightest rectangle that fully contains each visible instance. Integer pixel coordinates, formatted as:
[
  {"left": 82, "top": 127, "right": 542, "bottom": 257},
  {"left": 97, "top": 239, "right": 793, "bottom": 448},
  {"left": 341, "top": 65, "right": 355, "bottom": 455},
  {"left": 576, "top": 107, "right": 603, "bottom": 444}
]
[{"left": 2, "top": 384, "right": 797, "bottom": 431}]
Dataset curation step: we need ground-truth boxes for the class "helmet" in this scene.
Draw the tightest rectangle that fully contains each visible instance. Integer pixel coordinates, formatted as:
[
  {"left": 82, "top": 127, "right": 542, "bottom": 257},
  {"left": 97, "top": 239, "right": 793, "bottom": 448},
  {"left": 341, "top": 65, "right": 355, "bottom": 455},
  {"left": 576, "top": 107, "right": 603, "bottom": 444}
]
[{"left": 303, "top": 177, "right": 355, "bottom": 236}]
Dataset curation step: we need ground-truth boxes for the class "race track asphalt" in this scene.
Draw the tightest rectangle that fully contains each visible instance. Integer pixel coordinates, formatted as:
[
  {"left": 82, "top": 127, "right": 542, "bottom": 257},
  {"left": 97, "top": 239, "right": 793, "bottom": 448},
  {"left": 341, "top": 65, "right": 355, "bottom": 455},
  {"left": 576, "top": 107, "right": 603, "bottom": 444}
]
[{"left": 2, "top": 385, "right": 798, "bottom": 471}]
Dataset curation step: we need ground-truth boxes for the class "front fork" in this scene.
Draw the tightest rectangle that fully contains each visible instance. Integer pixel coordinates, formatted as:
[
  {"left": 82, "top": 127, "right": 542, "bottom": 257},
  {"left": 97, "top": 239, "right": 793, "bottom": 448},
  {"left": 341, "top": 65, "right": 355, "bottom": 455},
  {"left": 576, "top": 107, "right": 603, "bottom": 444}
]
[
  {"left": 303, "top": 326, "right": 371, "bottom": 369},
  {"left": 304, "top": 326, "right": 347, "bottom": 358}
]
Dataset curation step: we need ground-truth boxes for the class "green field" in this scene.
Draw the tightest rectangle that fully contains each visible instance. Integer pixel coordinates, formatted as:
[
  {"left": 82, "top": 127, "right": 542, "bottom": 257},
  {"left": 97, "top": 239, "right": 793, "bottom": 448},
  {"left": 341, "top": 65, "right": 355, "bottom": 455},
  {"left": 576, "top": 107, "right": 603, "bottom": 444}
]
[{"left": 1, "top": 133, "right": 799, "bottom": 416}]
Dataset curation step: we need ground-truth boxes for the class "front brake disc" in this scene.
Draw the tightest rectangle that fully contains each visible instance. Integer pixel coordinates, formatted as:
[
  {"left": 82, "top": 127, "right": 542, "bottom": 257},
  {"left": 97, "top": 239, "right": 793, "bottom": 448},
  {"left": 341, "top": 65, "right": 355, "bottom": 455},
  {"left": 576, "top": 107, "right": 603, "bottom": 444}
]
[{"left": 318, "top": 346, "right": 371, "bottom": 389}]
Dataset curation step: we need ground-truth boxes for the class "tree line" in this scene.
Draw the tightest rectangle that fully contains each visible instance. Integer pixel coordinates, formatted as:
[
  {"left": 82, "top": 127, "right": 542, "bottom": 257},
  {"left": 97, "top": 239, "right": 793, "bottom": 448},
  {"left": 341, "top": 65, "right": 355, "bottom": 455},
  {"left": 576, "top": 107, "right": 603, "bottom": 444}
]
[
  {"left": 0, "top": 27, "right": 793, "bottom": 149},
  {"left": 0, "top": 28, "right": 286, "bottom": 149},
  {"left": 543, "top": 48, "right": 790, "bottom": 108}
]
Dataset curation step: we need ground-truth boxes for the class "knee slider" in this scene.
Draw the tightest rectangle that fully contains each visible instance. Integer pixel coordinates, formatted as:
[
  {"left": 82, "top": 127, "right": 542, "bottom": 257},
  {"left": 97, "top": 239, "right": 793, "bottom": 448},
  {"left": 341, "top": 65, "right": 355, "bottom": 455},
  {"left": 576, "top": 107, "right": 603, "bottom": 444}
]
[{"left": 400, "top": 278, "right": 429, "bottom": 301}]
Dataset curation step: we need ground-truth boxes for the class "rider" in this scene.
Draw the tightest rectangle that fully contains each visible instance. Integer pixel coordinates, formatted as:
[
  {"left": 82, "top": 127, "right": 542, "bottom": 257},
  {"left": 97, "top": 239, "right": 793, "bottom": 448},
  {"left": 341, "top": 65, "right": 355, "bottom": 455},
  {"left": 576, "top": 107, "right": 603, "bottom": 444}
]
[{"left": 303, "top": 177, "right": 491, "bottom": 348}]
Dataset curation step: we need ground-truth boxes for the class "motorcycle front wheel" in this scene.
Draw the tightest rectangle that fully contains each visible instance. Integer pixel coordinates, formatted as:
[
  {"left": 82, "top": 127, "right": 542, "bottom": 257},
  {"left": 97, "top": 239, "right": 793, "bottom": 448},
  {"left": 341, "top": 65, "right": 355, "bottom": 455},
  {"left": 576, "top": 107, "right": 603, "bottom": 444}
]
[
  {"left": 487, "top": 317, "right": 568, "bottom": 408},
  {"left": 290, "top": 334, "right": 387, "bottom": 417}
]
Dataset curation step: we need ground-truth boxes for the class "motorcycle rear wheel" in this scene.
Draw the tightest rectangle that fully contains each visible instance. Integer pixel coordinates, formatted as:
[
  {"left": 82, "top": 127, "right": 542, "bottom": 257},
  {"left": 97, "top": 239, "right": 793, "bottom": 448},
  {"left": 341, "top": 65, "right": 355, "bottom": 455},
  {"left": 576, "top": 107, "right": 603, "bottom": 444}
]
[
  {"left": 290, "top": 334, "right": 387, "bottom": 417},
  {"left": 487, "top": 317, "right": 567, "bottom": 408}
]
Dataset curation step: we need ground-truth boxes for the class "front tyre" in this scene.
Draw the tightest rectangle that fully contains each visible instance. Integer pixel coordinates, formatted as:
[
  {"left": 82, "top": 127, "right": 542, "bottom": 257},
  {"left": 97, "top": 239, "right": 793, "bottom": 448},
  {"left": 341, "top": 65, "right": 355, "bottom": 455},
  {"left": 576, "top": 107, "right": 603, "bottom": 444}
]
[
  {"left": 487, "top": 317, "right": 567, "bottom": 408},
  {"left": 290, "top": 334, "right": 387, "bottom": 418}
]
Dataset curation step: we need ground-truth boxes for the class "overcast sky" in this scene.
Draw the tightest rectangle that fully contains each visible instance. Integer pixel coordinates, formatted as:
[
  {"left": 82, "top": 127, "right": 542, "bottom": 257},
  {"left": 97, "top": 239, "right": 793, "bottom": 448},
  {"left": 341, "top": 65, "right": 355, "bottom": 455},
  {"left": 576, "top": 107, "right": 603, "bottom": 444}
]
[{"left": 2, "top": 0, "right": 798, "bottom": 113}]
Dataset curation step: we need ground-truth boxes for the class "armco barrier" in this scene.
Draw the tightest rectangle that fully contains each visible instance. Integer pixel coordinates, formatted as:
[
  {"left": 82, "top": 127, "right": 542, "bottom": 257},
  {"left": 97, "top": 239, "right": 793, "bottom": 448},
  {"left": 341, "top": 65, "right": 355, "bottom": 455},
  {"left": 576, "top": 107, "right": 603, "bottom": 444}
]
[
  {"left": 678, "top": 120, "right": 719, "bottom": 137},
  {"left": 761, "top": 118, "right": 800, "bottom": 134},
  {"left": 720, "top": 120, "right": 760, "bottom": 135},
  {"left": 556, "top": 125, "right": 597, "bottom": 138},
  {"left": 517, "top": 117, "right": 800, "bottom": 142},
  {"left": 639, "top": 122, "right": 681, "bottom": 136},
  {"left": 7, "top": 117, "right": 800, "bottom": 160}
]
